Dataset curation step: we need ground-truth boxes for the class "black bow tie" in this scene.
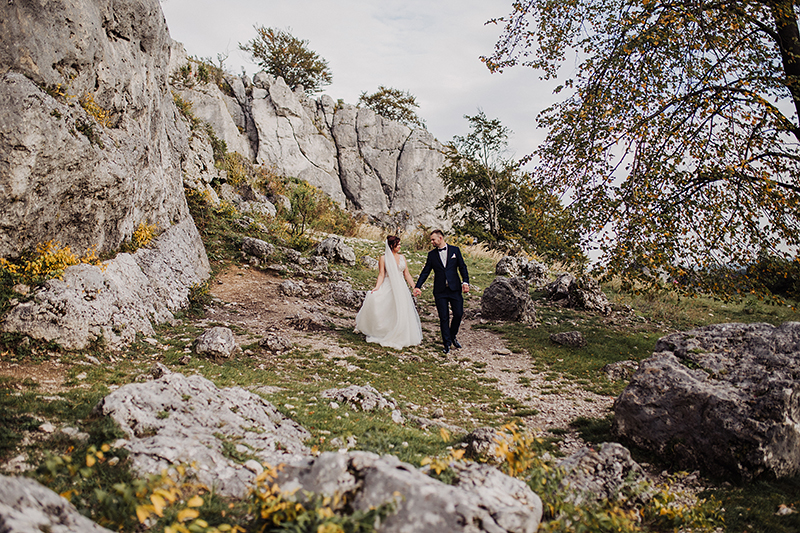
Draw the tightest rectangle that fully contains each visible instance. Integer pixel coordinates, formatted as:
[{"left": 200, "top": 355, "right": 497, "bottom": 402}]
[{"left": 438, "top": 247, "right": 446, "bottom": 251}]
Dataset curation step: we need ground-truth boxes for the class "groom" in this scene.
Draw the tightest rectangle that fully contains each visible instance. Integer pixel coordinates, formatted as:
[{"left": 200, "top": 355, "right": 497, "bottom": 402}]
[{"left": 413, "top": 230, "right": 470, "bottom": 354}]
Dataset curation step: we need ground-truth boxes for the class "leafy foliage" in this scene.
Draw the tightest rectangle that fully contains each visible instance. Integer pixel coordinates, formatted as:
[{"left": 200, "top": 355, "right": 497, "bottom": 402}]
[
  {"left": 439, "top": 112, "right": 584, "bottom": 263},
  {"left": 239, "top": 26, "right": 332, "bottom": 94},
  {"left": 357, "top": 86, "right": 425, "bottom": 128},
  {"left": 38, "top": 445, "right": 242, "bottom": 533},
  {"left": 484, "top": 0, "right": 800, "bottom": 296},
  {"left": 248, "top": 464, "right": 396, "bottom": 532},
  {"left": 0, "top": 241, "right": 102, "bottom": 286}
]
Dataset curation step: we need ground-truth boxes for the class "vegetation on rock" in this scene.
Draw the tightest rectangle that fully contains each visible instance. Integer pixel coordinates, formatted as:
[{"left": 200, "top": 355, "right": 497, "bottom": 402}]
[{"left": 239, "top": 26, "right": 332, "bottom": 94}]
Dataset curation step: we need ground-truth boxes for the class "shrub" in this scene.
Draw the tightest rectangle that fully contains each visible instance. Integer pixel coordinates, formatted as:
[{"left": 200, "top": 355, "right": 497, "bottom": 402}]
[
  {"left": 247, "top": 464, "right": 396, "bottom": 532},
  {"left": 0, "top": 241, "right": 102, "bottom": 285},
  {"left": 79, "top": 94, "right": 112, "bottom": 127},
  {"left": 38, "top": 445, "right": 243, "bottom": 533},
  {"left": 121, "top": 222, "right": 159, "bottom": 253}
]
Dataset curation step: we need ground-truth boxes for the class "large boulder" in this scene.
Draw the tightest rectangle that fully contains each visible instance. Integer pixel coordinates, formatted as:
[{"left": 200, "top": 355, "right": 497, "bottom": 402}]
[
  {"left": 1, "top": 219, "right": 210, "bottom": 350},
  {"left": 0, "top": 474, "right": 114, "bottom": 533},
  {"left": 0, "top": 0, "right": 190, "bottom": 259},
  {"left": 496, "top": 256, "right": 549, "bottom": 287},
  {"left": 481, "top": 277, "right": 537, "bottom": 324},
  {"left": 613, "top": 322, "right": 800, "bottom": 480},
  {"left": 315, "top": 237, "right": 356, "bottom": 265},
  {"left": 93, "top": 369, "right": 311, "bottom": 498},
  {"left": 557, "top": 442, "right": 651, "bottom": 507},
  {"left": 276, "top": 451, "right": 543, "bottom": 533}
]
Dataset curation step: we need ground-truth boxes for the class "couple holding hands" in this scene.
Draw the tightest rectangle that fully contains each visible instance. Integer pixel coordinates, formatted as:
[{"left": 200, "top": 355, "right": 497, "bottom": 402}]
[{"left": 355, "top": 230, "right": 469, "bottom": 353}]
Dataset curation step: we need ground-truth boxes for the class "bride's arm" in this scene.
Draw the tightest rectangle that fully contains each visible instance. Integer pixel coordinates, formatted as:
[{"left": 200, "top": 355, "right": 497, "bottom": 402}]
[
  {"left": 401, "top": 256, "right": 415, "bottom": 289},
  {"left": 372, "top": 256, "right": 386, "bottom": 291}
]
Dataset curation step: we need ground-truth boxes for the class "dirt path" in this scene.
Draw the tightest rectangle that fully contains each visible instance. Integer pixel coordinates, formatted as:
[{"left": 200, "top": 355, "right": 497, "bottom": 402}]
[{"left": 210, "top": 264, "right": 614, "bottom": 454}]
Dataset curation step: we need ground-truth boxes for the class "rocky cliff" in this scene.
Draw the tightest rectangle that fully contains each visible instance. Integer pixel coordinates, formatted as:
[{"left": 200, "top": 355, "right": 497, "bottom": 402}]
[
  {"left": 170, "top": 48, "right": 448, "bottom": 230},
  {"left": 0, "top": 0, "right": 210, "bottom": 349},
  {"left": 0, "top": 0, "right": 191, "bottom": 258}
]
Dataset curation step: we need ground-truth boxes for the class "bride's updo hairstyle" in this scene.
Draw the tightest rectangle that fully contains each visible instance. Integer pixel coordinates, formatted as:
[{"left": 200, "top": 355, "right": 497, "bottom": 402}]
[{"left": 387, "top": 235, "right": 401, "bottom": 250}]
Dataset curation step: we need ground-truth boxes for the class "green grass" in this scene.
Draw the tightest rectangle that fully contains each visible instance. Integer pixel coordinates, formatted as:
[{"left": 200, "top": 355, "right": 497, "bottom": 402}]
[{"left": 1, "top": 181, "right": 799, "bottom": 532}]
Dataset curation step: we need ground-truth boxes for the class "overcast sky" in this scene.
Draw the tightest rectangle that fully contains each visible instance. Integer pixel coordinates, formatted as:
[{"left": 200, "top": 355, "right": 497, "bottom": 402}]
[{"left": 159, "top": 0, "right": 559, "bottom": 163}]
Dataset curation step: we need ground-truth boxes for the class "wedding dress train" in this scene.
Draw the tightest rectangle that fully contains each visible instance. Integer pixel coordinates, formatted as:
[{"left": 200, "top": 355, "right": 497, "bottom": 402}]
[{"left": 355, "top": 243, "right": 423, "bottom": 349}]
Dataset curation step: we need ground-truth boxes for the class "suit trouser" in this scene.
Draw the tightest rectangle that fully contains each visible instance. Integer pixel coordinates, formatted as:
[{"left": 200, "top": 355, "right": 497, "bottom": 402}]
[{"left": 434, "top": 288, "right": 463, "bottom": 346}]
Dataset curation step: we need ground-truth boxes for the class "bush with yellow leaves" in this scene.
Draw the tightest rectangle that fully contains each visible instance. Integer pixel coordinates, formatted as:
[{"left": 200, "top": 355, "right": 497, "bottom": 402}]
[
  {"left": 419, "top": 423, "right": 723, "bottom": 533},
  {"left": 0, "top": 241, "right": 102, "bottom": 285},
  {"left": 248, "top": 463, "right": 397, "bottom": 533},
  {"left": 38, "top": 444, "right": 242, "bottom": 533}
]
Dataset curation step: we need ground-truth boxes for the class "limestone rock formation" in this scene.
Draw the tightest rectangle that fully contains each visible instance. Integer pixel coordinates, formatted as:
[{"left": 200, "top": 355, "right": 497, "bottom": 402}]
[
  {"left": 277, "top": 451, "right": 543, "bottom": 533},
  {"left": 0, "top": 474, "right": 115, "bottom": 533},
  {"left": 0, "top": 0, "right": 190, "bottom": 259},
  {"left": 481, "top": 276, "right": 537, "bottom": 324},
  {"left": 1, "top": 219, "right": 209, "bottom": 350},
  {"left": 613, "top": 322, "right": 800, "bottom": 480},
  {"left": 94, "top": 370, "right": 311, "bottom": 498},
  {"left": 174, "top": 70, "right": 449, "bottom": 230}
]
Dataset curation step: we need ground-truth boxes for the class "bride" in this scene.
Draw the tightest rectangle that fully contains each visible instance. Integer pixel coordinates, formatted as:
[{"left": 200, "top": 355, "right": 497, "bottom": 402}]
[{"left": 355, "top": 235, "right": 423, "bottom": 349}]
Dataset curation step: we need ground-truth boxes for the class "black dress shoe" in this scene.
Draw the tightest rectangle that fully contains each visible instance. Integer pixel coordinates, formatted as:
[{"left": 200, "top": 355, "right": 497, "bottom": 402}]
[
  {"left": 452, "top": 338, "right": 462, "bottom": 349},
  {"left": 442, "top": 344, "right": 451, "bottom": 354}
]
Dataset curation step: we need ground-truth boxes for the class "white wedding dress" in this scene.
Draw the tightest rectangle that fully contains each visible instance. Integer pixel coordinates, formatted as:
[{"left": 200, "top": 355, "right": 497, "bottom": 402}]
[{"left": 355, "top": 243, "right": 423, "bottom": 349}]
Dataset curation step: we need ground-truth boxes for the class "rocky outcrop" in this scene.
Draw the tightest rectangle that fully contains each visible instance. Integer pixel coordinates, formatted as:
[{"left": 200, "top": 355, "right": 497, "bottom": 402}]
[
  {"left": 277, "top": 452, "right": 543, "bottom": 533},
  {"left": 0, "top": 474, "right": 115, "bottom": 533},
  {"left": 481, "top": 276, "right": 537, "bottom": 324},
  {"left": 613, "top": 322, "right": 800, "bottom": 480},
  {"left": 546, "top": 273, "right": 612, "bottom": 315},
  {"left": 1, "top": 219, "right": 210, "bottom": 350},
  {"left": 0, "top": 0, "right": 190, "bottom": 259},
  {"left": 94, "top": 369, "right": 311, "bottom": 498},
  {"left": 174, "top": 69, "right": 449, "bottom": 230},
  {"left": 557, "top": 442, "right": 651, "bottom": 507},
  {"left": 496, "top": 256, "right": 549, "bottom": 287}
]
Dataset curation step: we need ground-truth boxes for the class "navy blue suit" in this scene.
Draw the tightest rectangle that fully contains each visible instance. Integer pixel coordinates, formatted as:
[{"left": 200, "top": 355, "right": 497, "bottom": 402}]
[{"left": 415, "top": 245, "right": 469, "bottom": 347}]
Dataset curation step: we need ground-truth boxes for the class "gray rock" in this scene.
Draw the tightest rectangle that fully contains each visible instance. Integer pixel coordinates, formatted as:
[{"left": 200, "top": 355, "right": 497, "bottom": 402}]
[
  {"left": 93, "top": 370, "right": 310, "bottom": 498},
  {"left": 279, "top": 280, "right": 305, "bottom": 297},
  {"left": 276, "top": 451, "right": 542, "bottom": 533},
  {"left": 0, "top": 0, "right": 189, "bottom": 260},
  {"left": 242, "top": 237, "right": 275, "bottom": 259},
  {"left": 550, "top": 331, "right": 586, "bottom": 348},
  {"left": 259, "top": 333, "right": 292, "bottom": 353},
  {"left": 361, "top": 255, "right": 379, "bottom": 270},
  {"left": 194, "top": 326, "right": 238, "bottom": 359},
  {"left": 308, "top": 255, "right": 329, "bottom": 272},
  {"left": 481, "top": 277, "right": 537, "bottom": 324},
  {"left": 463, "top": 427, "right": 504, "bottom": 462},
  {"left": 315, "top": 237, "right": 356, "bottom": 265},
  {"left": 0, "top": 474, "right": 114, "bottom": 532},
  {"left": 613, "top": 322, "right": 800, "bottom": 480},
  {"left": 603, "top": 360, "right": 639, "bottom": 382},
  {"left": 2, "top": 219, "right": 210, "bottom": 350},
  {"left": 557, "top": 442, "right": 651, "bottom": 507},
  {"left": 568, "top": 276, "right": 612, "bottom": 315},
  {"left": 326, "top": 281, "right": 366, "bottom": 309},
  {"left": 545, "top": 273, "right": 575, "bottom": 301},
  {"left": 321, "top": 385, "right": 396, "bottom": 411}
]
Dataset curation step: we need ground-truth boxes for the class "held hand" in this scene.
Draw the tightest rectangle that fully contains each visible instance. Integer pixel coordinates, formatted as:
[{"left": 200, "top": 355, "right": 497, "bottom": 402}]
[
  {"left": 462, "top": 283, "right": 470, "bottom": 294},
  {"left": 412, "top": 287, "right": 421, "bottom": 297}
]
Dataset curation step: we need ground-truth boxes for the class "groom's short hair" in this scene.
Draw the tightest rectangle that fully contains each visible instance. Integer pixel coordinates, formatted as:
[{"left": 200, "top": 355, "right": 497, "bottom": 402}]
[{"left": 430, "top": 229, "right": 444, "bottom": 238}]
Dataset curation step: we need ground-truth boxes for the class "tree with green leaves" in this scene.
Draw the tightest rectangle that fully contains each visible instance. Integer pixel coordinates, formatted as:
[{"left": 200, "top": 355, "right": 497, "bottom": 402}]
[
  {"left": 484, "top": 0, "right": 800, "bottom": 295},
  {"left": 239, "top": 26, "right": 332, "bottom": 94},
  {"left": 358, "top": 86, "right": 425, "bottom": 128},
  {"left": 439, "top": 111, "right": 584, "bottom": 263}
]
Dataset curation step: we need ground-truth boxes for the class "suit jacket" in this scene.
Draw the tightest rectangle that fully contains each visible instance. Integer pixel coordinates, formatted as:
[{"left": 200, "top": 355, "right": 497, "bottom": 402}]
[{"left": 415, "top": 245, "right": 469, "bottom": 295}]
